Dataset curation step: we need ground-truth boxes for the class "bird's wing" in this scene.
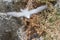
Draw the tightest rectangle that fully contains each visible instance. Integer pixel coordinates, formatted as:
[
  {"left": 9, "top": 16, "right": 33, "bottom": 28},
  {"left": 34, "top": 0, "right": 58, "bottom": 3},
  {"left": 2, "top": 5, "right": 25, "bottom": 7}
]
[
  {"left": 0, "top": 13, "right": 7, "bottom": 16},
  {"left": 7, "top": 12, "right": 24, "bottom": 17},
  {"left": 29, "top": 5, "right": 47, "bottom": 14},
  {"left": 6, "top": 5, "right": 47, "bottom": 18}
]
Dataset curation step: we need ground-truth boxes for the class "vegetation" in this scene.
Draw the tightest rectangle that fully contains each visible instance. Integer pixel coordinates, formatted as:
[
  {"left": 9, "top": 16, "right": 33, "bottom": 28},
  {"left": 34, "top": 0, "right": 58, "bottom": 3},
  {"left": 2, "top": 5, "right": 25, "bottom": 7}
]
[{"left": 0, "top": 0, "right": 60, "bottom": 40}]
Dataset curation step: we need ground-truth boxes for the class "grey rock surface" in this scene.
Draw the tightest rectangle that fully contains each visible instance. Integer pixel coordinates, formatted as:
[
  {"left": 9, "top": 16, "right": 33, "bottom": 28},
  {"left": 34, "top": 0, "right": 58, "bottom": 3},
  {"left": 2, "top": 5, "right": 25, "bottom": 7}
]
[{"left": 0, "top": 14, "right": 23, "bottom": 40}]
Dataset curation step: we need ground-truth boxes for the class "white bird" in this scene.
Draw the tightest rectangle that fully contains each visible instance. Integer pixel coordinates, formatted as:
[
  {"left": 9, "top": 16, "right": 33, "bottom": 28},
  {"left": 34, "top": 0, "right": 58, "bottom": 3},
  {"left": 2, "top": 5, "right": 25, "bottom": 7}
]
[
  {"left": 5, "top": 5, "right": 47, "bottom": 18},
  {"left": 3, "top": 0, "right": 12, "bottom": 2}
]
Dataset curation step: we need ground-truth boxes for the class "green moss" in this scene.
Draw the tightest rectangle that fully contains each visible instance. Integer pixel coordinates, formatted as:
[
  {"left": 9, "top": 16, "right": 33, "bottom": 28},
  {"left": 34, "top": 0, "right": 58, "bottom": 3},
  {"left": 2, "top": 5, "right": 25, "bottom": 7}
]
[
  {"left": 56, "top": 12, "right": 60, "bottom": 16},
  {"left": 49, "top": 18, "right": 54, "bottom": 23}
]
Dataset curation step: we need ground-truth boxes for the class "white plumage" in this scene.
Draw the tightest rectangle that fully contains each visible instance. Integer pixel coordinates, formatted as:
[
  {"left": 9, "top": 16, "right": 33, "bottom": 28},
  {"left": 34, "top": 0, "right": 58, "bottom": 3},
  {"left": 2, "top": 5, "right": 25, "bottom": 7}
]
[
  {"left": 7, "top": 5, "right": 47, "bottom": 18},
  {"left": 3, "top": 0, "right": 12, "bottom": 2},
  {"left": 0, "top": 5, "right": 47, "bottom": 18}
]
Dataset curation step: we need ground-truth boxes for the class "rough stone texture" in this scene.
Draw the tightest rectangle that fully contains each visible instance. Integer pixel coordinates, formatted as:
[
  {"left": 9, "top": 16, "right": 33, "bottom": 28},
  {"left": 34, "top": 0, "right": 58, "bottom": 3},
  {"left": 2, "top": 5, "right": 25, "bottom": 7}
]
[
  {"left": 0, "top": 0, "right": 60, "bottom": 40},
  {"left": 0, "top": 14, "right": 23, "bottom": 40}
]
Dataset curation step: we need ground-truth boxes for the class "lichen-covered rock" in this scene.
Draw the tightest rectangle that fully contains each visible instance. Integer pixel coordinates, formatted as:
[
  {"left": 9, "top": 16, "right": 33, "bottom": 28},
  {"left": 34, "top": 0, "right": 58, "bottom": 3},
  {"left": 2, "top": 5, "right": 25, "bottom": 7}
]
[
  {"left": 0, "top": 14, "right": 23, "bottom": 40},
  {"left": 0, "top": 0, "right": 60, "bottom": 40}
]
